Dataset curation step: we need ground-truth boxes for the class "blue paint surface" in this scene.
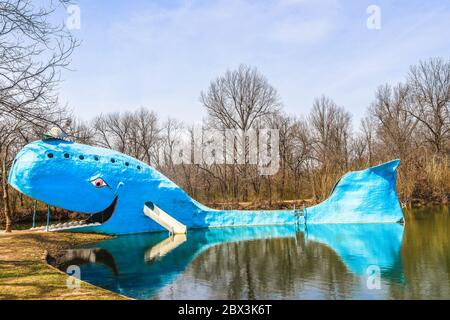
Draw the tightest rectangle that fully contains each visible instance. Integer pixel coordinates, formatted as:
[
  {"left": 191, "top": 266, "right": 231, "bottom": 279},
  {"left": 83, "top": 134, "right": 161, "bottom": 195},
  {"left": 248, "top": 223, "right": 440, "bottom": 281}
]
[
  {"left": 306, "top": 160, "right": 404, "bottom": 224},
  {"left": 8, "top": 139, "right": 403, "bottom": 235}
]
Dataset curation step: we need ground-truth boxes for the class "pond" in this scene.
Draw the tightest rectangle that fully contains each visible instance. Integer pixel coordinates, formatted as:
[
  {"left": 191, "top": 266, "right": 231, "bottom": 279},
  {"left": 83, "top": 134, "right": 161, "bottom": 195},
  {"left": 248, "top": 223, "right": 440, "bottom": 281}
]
[{"left": 57, "top": 206, "right": 450, "bottom": 300}]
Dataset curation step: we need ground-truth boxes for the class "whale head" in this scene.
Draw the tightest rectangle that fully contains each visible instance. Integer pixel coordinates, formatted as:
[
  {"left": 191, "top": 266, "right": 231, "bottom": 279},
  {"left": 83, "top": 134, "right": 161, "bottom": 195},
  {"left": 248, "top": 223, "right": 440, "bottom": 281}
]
[{"left": 8, "top": 139, "right": 146, "bottom": 222}]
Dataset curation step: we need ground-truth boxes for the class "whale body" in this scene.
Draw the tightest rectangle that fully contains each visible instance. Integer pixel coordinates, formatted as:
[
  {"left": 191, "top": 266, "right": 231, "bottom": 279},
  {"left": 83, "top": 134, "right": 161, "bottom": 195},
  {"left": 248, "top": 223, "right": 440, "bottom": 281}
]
[{"left": 8, "top": 139, "right": 403, "bottom": 235}]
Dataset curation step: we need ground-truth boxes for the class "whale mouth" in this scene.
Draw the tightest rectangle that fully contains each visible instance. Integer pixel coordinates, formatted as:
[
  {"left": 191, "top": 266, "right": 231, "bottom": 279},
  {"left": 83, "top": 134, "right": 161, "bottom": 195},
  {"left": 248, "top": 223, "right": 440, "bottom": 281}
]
[
  {"left": 30, "top": 196, "right": 119, "bottom": 232},
  {"left": 85, "top": 196, "right": 118, "bottom": 224}
]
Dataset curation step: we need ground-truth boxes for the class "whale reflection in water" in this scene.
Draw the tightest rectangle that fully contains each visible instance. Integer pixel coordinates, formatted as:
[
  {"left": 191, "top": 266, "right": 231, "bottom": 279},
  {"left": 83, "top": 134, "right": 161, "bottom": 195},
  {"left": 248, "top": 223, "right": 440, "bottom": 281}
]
[
  {"left": 305, "top": 223, "right": 405, "bottom": 281},
  {"left": 58, "top": 224, "right": 404, "bottom": 299},
  {"left": 58, "top": 248, "right": 119, "bottom": 276}
]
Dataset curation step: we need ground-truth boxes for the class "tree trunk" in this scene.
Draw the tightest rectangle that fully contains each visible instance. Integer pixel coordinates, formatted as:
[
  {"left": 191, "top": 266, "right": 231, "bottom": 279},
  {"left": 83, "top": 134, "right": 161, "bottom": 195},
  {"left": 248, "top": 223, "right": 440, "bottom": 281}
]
[
  {"left": 280, "top": 162, "right": 286, "bottom": 199},
  {"left": 2, "top": 158, "right": 12, "bottom": 233},
  {"left": 307, "top": 168, "right": 317, "bottom": 203}
]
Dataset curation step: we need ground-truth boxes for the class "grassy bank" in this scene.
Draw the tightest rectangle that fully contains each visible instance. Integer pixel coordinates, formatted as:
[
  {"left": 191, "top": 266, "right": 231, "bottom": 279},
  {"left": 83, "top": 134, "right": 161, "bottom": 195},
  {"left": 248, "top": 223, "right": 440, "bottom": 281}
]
[{"left": 0, "top": 231, "right": 128, "bottom": 300}]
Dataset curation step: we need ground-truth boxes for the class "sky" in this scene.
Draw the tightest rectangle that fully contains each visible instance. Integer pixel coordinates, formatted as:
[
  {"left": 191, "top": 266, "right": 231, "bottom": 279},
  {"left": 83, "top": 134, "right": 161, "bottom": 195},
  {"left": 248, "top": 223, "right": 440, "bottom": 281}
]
[{"left": 56, "top": 0, "right": 450, "bottom": 127}]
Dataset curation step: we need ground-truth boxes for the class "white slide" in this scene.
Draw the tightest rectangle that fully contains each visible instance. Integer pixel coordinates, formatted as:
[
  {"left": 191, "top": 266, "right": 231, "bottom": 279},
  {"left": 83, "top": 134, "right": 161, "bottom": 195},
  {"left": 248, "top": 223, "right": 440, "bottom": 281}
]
[{"left": 143, "top": 201, "right": 187, "bottom": 234}]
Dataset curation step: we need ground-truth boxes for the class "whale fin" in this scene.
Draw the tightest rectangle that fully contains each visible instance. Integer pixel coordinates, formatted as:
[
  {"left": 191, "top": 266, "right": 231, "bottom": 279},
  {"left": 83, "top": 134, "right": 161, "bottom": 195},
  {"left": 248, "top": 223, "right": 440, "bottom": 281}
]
[{"left": 305, "top": 159, "right": 403, "bottom": 224}]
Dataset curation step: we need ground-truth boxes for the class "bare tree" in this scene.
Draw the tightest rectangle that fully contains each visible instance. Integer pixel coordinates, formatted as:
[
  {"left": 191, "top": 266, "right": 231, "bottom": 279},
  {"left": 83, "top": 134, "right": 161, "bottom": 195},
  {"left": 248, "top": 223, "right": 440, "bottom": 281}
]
[
  {"left": 407, "top": 58, "right": 450, "bottom": 153},
  {"left": 134, "top": 108, "right": 161, "bottom": 165},
  {"left": 309, "top": 95, "right": 351, "bottom": 169},
  {"left": 201, "top": 65, "right": 280, "bottom": 131},
  {"left": 0, "top": 0, "right": 78, "bottom": 125},
  {"left": 350, "top": 134, "right": 367, "bottom": 167},
  {"left": 200, "top": 65, "right": 281, "bottom": 202},
  {"left": 64, "top": 117, "right": 96, "bottom": 144},
  {"left": 264, "top": 112, "right": 291, "bottom": 200},
  {"left": 0, "top": 117, "right": 30, "bottom": 232},
  {"left": 369, "top": 83, "right": 418, "bottom": 160},
  {"left": 160, "top": 117, "right": 184, "bottom": 174},
  {"left": 92, "top": 112, "right": 132, "bottom": 153},
  {"left": 360, "top": 116, "right": 376, "bottom": 166},
  {"left": 283, "top": 116, "right": 313, "bottom": 199},
  {"left": 92, "top": 108, "right": 161, "bottom": 165},
  {"left": 0, "top": 0, "right": 77, "bottom": 231}
]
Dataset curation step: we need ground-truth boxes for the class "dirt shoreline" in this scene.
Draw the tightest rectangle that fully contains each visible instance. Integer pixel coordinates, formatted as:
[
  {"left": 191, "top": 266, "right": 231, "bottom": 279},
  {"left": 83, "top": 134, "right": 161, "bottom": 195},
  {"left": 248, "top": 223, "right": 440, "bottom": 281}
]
[{"left": 0, "top": 230, "right": 129, "bottom": 300}]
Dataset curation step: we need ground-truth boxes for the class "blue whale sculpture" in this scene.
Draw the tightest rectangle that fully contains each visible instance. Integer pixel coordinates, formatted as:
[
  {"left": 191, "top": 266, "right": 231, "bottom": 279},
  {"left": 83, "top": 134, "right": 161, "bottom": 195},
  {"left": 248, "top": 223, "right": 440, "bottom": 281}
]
[{"left": 8, "top": 139, "right": 404, "bottom": 235}]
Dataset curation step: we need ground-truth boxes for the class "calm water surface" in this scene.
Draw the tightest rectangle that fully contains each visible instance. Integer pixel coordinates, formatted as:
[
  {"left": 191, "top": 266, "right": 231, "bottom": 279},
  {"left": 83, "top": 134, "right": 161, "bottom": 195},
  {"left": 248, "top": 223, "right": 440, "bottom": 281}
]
[{"left": 59, "top": 206, "right": 450, "bottom": 299}]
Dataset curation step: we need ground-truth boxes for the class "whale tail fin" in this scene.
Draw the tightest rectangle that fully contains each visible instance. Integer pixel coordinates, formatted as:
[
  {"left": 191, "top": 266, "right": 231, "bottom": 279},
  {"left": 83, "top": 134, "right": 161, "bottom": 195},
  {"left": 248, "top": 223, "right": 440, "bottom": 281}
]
[{"left": 305, "top": 159, "right": 404, "bottom": 224}]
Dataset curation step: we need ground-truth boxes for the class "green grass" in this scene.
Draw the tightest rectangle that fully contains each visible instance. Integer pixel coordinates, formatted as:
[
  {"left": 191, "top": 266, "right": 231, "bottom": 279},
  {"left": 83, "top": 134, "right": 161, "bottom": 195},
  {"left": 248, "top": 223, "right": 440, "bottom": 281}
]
[{"left": 0, "top": 231, "right": 129, "bottom": 300}]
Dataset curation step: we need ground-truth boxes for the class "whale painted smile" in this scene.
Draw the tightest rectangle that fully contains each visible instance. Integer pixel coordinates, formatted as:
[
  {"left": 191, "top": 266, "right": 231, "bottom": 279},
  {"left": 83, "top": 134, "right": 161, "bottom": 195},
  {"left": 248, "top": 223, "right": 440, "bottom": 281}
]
[{"left": 8, "top": 139, "right": 404, "bottom": 235}]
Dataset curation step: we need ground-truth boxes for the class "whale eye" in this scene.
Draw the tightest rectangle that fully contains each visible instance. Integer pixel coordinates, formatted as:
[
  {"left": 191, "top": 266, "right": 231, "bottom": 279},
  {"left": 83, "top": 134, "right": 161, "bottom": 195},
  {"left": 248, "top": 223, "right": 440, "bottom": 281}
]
[{"left": 91, "top": 178, "right": 108, "bottom": 188}]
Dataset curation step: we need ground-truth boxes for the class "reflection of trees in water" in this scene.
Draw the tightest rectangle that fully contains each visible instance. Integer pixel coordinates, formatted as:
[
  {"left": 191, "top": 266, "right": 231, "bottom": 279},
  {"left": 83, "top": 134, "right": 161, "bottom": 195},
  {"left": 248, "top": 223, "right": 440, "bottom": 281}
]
[
  {"left": 184, "top": 233, "right": 356, "bottom": 299},
  {"left": 390, "top": 206, "right": 450, "bottom": 299}
]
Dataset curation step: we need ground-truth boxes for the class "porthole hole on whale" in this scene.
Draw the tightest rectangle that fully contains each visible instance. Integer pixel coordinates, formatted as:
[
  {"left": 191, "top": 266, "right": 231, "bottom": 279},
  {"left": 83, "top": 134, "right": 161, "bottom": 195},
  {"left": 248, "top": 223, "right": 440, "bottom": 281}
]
[
  {"left": 47, "top": 153, "right": 54, "bottom": 159},
  {"left": 64, "top": 153, "right": 70, "bottom": 159},
  {"left": 111, "top": 158, "right": 116, "bottom": 163},
  {"left": 94, "top": 156, "right": 99, "bottom": 161},
  {"left": 79, "top": 155, "right": 84, "bottom": 160}
]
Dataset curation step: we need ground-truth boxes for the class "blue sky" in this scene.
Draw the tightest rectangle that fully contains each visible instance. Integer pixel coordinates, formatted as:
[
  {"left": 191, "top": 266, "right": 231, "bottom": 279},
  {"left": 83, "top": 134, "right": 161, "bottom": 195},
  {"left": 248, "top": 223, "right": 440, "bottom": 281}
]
[{"left": 59, "top": 0, "right": 450, "bottom": 126}]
